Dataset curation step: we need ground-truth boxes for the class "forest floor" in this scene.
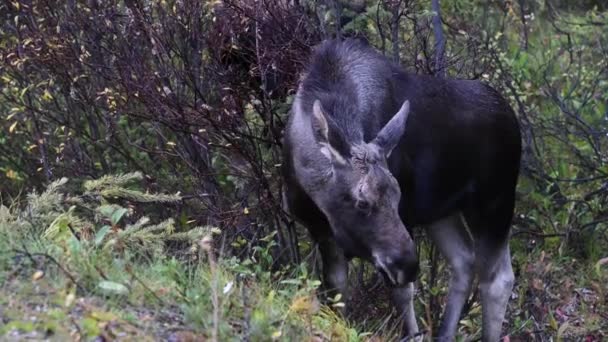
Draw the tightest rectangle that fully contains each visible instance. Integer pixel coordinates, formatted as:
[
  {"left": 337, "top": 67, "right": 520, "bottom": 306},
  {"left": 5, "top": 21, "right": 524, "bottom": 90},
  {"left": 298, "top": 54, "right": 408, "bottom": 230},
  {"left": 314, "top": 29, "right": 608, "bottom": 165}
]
[
  {"left": 1, "top": 244, "right": 606, "bottom": 341},
  {"left": 347, "top": 246, "right": 607, "bottom": 341}
]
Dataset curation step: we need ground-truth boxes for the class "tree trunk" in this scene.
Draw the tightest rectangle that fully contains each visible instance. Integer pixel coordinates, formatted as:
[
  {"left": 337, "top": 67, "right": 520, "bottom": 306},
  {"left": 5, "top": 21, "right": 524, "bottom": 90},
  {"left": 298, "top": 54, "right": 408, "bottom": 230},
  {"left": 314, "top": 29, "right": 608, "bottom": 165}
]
[
  {"left": 388, "top": 1, "right": 402, "bottom": 63},
  {"left": 431, "top": 0, "right": 446, "bottom": 77}
]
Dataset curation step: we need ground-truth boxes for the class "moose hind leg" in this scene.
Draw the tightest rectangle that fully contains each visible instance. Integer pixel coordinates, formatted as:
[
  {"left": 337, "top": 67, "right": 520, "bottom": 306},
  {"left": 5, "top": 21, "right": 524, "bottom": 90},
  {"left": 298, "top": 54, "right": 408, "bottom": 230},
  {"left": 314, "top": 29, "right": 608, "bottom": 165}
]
[
  {"left": 318, "top": 238, "right": 349, "bottom": 305},
  {"left": 391, "top": 283, "right": 420, "bottom": 340},
  {"left": 474, "top": 190, "right": 517, "bottom": 341},
  {"left": 428, "top": 213, "right": 476, "bottom": 340},
  {"left": 478, "top": 245, "right": 514, "bottom": 342}
]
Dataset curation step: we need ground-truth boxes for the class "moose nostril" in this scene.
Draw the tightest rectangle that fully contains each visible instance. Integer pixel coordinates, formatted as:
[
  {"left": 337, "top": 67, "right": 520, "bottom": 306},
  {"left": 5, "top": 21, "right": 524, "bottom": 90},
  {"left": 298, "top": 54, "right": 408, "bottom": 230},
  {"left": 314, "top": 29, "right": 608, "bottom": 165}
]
[
  {"left": 379, "top": 267, "right": 396, "bottom": 285},
  {"left": 373, "top": 252, "right": 419, "bottom": 287},
  {"left": 373, "top": 254, "right": 397, "bottom": 285},
  {"left": 355, "top": 199, "right": 370, "bottom": 211}
]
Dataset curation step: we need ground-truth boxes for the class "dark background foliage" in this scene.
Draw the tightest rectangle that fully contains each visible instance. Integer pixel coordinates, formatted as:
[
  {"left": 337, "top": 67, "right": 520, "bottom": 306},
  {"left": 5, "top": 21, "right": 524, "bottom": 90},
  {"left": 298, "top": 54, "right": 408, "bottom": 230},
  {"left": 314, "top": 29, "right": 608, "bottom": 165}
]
[{"left": 2, "top": 0, "right": 606, "bottom": 260}]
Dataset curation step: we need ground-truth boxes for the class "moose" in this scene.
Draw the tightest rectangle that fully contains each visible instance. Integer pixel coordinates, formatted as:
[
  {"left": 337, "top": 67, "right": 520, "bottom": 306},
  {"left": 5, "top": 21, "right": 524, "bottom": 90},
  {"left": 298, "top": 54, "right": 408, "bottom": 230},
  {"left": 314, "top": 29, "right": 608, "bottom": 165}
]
[{"left": 281, "top": 39, "right": 521, "bottom": 341}]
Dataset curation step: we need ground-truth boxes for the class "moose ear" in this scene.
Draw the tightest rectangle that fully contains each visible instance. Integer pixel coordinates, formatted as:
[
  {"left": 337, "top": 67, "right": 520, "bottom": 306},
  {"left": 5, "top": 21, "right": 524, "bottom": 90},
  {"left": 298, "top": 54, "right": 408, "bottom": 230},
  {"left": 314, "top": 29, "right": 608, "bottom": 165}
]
[
  {"left": 311, "top": 100, "right": 329, "bottom": 144},
  {"left": 372, "top": 100, "right": 410, "bottom": 158},
  {"left": 310, "top": 99, "right": 348, "bottom": 164}
]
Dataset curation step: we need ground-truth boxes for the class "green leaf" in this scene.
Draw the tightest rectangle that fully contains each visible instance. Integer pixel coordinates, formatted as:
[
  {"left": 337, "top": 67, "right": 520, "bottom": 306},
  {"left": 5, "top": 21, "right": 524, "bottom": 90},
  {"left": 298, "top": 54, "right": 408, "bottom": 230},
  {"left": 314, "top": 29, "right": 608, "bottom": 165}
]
[
  {"left": 68, "top": 235, "right": 82, "bottom": 252},
  {"left": 98, "top": 280, "right": 129, "bottom": 295},
  {"left": 98, "top": 204, "right": 117, "bottom": 218},
  {"left": 95, "top": 225, "right": 111, "bottom": 246},
  {"left": 595, "top": 257, "right": 608, "bottom": 277},
  {"left": 309, "top": 280, "right": 322, "bottom": 288},
  {"left": 44, "top": 213, "right": 71, "bottom": 240},
  {"left": 111, "top": 207, "right": 128, "bottom": 225},
  {"left": 279, "top": 279, "right": 301, "bottom": 285},
  {"left": 549, "top": 311, "right": 558, "bottom": 331},
  {"left": 81, "top": 317, "right": 100, "bottom": 337},
  {"left": 19, "top": 86, "right": 29, "bottom": 100}
]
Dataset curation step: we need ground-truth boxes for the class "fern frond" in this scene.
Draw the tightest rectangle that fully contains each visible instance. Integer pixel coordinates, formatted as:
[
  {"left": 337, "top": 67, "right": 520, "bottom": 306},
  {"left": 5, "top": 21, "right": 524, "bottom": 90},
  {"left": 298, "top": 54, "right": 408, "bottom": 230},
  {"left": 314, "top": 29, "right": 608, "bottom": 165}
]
[
  {"left": 0, "top": 205, "right": 13, "bottom": 224},
  {"left": 125, "top": 216, "right": 151, "bottom": 232},
  {"left": 138, "top": 218, "right": 175, "bottom": 235},
  {"left": 45, "top": 177, "right": 69, "bottom": 194},
  {"left": 167, "top": 226, "right": 213, "bottom": 242},
  {"left": 99, "top": 188, "right": 181, "bottom": 203},
  {"left": 84, "top": 172, "right": 143, "bottom": 191},
  {"left": 26, "top": 177, "right": 68, "bottom": 216}
]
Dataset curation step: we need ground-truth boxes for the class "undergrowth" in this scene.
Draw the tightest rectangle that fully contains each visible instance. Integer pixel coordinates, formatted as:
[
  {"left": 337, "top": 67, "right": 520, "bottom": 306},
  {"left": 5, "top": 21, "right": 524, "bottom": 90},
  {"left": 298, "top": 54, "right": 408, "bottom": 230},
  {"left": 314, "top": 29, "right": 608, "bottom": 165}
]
[
  {"left": 1, "top": 174, "right": 606, "bottom": 341},
  {"left": 0, "top": 174, "right": 378, "bottom": 341}
]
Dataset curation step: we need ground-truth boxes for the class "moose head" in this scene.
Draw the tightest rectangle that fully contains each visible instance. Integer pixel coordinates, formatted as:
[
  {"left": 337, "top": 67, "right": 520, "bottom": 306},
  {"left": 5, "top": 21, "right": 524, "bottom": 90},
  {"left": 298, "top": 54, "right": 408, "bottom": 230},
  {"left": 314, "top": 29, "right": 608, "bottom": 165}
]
[{"left": 306, "top": 99, "right": 418, "bottom": 286}]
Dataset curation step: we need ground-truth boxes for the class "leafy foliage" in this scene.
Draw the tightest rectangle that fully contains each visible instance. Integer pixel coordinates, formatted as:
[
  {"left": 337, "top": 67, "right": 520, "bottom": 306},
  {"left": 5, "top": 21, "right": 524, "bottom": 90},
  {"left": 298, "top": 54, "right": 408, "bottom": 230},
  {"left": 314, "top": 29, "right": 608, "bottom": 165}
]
[{"left": 1, "top": 173, "right": 192, "bottom": 256}]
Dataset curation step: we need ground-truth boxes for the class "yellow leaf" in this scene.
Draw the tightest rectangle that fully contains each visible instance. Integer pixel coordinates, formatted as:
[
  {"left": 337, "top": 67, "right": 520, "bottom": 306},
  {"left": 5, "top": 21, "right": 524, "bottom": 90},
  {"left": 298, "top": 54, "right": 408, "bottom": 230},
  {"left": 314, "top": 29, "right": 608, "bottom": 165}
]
[
  {"left": 32, "top": 270, "right": 44, "bottom": 281},
  {"left": 65, "top": 292, "right": 75, "bottom": 307},
  {"left": 271, "top": 331, "right": 282, "bottom": 339},
  {"left": 89, "top": 310, "right": 117, "bottom": 322},
  {"left": 6, "top": 169, "right": 18, "bottom": 179},
  {"left": 290, "top": 295, "right": 319, "bottom": 314},
  {"left": 549, "top": 314, "right": 558, "bottom": 331},
  {"left": 290, "top": 296, "right": 310, "bottom": 313},
  {"left": 42, "top": 89, "right": 53, "bottom": 101},
  {"left": 9, "top": 121, "right": 18, "bottom": 133}
]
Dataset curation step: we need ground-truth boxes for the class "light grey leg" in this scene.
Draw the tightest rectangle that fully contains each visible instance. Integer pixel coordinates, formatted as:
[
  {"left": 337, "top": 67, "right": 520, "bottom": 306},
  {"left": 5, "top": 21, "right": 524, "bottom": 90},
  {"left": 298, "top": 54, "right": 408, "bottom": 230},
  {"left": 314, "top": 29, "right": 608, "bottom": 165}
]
[
  {"left": 318, "top": 239, "right": 349, "bottom": 305},
  {"left": 479, "top": 245, "right": 514, "bottom": 342},
  {"left": 392, "top": 283, "right": 421, "bottom": 341},
  {"left": 428, "top": 214, "right": 476, "bottom": 340}
]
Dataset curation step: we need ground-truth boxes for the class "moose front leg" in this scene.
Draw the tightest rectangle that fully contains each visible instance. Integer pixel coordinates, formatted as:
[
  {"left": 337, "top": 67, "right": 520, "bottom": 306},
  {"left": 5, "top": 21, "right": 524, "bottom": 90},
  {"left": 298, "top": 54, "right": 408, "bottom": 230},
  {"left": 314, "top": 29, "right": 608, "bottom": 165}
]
[
  {"left": 392, "top": 283, "right": 420, "bottom": 341},
  {"left": 318, "top": 238, "right": 349, "bottom": 306},
  {"left": 429, "top": 214, "right": 476, "bottom": 340}
]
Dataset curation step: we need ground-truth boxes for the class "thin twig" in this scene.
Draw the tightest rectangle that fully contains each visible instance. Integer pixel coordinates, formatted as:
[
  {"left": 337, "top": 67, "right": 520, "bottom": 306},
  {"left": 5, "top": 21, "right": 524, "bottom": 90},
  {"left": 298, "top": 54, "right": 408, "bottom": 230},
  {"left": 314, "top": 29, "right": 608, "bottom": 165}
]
[
  {"left": 125, "top": 265, "right": 166, "bottom": 305},
  {"left": 12, "top": 248, "right": 86, "bottom": 293}
]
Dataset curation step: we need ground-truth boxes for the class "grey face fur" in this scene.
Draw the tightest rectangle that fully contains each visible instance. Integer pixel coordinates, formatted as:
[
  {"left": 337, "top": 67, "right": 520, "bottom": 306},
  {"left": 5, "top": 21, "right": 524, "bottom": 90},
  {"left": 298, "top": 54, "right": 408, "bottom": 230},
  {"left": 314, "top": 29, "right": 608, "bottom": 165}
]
[{"left": 306, "top": 99, "right": 418, "bottom": 286}]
